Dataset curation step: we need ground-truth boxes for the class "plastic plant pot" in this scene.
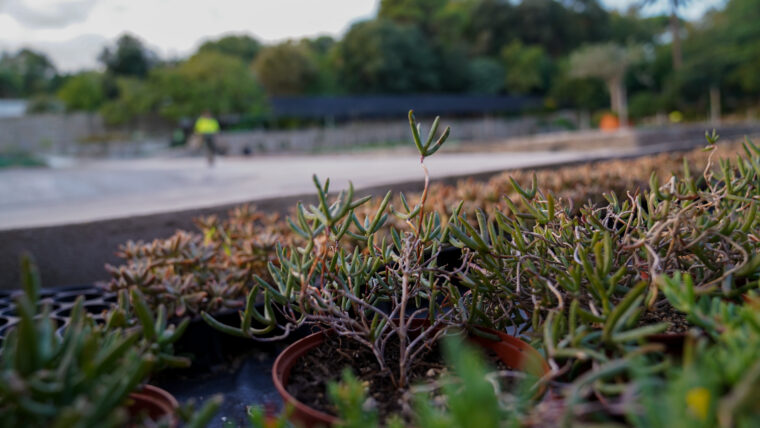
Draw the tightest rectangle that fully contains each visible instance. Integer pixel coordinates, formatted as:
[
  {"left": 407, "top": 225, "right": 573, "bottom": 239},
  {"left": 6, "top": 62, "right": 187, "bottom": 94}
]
[
  {"left": 126, "top": 384, "right": 180, "bottom": 427},
  {"left": 272, "top": 321, "right": 550, "bottom": 427}
]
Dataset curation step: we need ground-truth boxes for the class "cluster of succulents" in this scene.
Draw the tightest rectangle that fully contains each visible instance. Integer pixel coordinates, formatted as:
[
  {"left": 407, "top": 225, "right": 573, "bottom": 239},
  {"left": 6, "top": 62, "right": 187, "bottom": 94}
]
[
  {"left": 191, "top": 102, "right": 758, "bottom": 424},
  {"left": 0, "top": 255, "right": 207, "bottom": 427},
  {"left": 104, "top": 126, "right": 747, "bottom": 325},
  {"left": 210, "top": 123, "right": 760, "bottom": 426},
  {"left": 104, "top": 207, "right": 287, "bottom": 318},
  {"left": 440, "top": 134, "right": 760, "bottom": 424},
  {"left": 204, "top": 113, "right": 467, "bottom": 395}
]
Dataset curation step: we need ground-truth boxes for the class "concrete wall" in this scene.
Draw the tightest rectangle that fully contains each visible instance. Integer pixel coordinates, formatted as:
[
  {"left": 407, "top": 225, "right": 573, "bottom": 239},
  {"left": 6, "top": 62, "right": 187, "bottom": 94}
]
[
  {"left": 216, "top": 114, "right": 578, "bottom": 155},
  {"left": 1, "top": 111, "right": 577, "bottom": 157},
  {"left": 0, "top": 112, "right": 172, "bottom": 157},
  {"left": 496, "top": 122, "right": 760, "bottom": 152},
  {"left": 1, "top": 111, "right": 578, "bottom": 157},
  {"left": 5, "top": 111, "right": 757, "bottom": 159},
  {"left": 1, "top": 113, "right": 105, "bottom": 153}
]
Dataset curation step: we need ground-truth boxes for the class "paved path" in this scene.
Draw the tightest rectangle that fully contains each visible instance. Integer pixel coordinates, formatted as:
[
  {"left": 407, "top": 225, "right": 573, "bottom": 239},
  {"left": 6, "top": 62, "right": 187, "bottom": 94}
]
[{"left": 1, "top": 147, "right": 642, "bottom": 230}]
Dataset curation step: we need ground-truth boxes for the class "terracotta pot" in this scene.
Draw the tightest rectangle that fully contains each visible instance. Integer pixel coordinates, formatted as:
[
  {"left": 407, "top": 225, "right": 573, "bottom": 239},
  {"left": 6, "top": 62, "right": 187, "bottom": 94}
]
[
  {"left": 272, "top": 323, "right": 550, "bottom": 427},
  {"left": 126, "top": 384, "right": 179, "bottom": 427}
]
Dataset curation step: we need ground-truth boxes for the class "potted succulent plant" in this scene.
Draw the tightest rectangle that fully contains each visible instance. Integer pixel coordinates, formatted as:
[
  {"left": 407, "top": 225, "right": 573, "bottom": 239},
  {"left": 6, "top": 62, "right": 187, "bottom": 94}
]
[
  {"left": 0, "top": 255, "right": 191, "bottom": 427},
  {"left": 102, "top": 210, "right": 288, "bottom": 367},
  {"left": 203, "top": 112, "right": 549, "bottom": 425},
  {"left": 441, "top": 133, "right": 760, "bottom": 415}
]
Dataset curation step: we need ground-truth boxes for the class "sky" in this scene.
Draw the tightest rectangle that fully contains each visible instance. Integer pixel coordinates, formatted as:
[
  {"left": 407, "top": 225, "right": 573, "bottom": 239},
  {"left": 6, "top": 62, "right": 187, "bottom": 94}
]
[{"left": 0, "top": 0, "right": 727, "bottom": 72}]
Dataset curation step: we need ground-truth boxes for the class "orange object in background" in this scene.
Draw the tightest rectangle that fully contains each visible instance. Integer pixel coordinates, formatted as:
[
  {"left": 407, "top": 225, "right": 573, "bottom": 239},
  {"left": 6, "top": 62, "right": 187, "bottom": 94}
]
[{"left": 599, "top": 113, "right": 620, "bottom": 131}]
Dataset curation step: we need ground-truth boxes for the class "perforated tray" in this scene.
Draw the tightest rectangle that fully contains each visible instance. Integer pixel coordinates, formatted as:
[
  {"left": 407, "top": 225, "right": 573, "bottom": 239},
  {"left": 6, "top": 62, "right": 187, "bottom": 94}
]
[
  {"left": 0, "top": 286, "right": 117, "bottom": 344},
  {"left": 0, "top": 286, "right": 288, "bottom": 427}
]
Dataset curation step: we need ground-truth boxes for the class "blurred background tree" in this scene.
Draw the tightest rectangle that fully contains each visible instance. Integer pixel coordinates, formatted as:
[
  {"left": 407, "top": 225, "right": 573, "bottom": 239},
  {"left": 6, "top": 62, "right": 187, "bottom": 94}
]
[
  {"left": 378, "top": 0, "right": 449, "bottom": 34},
  {"left": 198, "top": 34, "right": 262, "bottom": 64},
  {"left": 639, "top": 0, "right": 690, "bottom": 69},
  {"left": 569, "top": 43, "right": 642, "bottom": 124},
  {"left": 335, "top": 19, "right": 440, "bottom": 93},
  {"left": 467, "top": 57, "right": 504, "bottom": 94},
  {"left": 252, "top": 42, "right": 319, "bottom": 96},
  {"left": 501, "top": 41, "right": 553, "bottom": 94},
  {"left": 0, "top": 49, "right": 58, "bottom": 98},
  {"left": 100, "top": 78, "right": 153, "bottom": 125},
  {"left": 57, "top": 72, "right": 105, "bottom": 112},
  {"left": 149, "top": 51, "right": 266, "bottom": 121},
  {"left": 300, "top": 36, "right": 343, "bottom": 94},
  {"left": 98, "top": 34, "right": 157, "bottom": 78},
  {"left": 1, "top": 0, "right": 757, "bottom": 127}
]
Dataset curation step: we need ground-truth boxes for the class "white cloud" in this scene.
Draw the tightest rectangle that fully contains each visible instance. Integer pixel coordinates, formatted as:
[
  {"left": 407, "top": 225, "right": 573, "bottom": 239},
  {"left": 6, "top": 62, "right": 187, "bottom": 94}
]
[
  {"left": 36, "top": 34, "right": 109, "bottom": 71},
  {"left": 0, "top": 0, "right": 97, "bottom": 28},
  {"left": 1, "top": 0, "right": 379, "bottom": 71}
]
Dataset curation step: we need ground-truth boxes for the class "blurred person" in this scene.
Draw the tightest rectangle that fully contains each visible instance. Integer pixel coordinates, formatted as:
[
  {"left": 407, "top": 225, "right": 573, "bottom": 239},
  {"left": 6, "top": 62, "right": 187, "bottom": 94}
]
[
  {"left": 194, "top": 110, "right": 220, "bottom": 166},
  {"left": 669, "top": 110, "right": 684, "bottom": 124}
]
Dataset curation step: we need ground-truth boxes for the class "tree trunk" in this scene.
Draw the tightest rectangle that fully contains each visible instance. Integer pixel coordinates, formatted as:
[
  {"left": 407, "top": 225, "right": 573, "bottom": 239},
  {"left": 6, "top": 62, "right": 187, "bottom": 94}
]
[
  {"left": 670, "top": 0, "right": 682, "bottom": 70},
  {"left": 619, "top": 83, "right": 628, "bottom": 127},
  {"left": 607, "top": 79, "right": 619, "bottom": 115},
  {"left": 607, "top": 77, "right": 628, "bottom": 127},
  {"left": 710, "top": 85, "right": 721, "bottom": 125}
]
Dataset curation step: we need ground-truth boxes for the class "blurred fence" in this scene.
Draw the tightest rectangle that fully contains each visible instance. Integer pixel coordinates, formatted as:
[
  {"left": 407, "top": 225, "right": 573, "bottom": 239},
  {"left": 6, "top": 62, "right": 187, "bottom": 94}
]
[
  {"left": 217, "top": 112, "right": 578, "bottom": 154},
  {"left": 1, "top": 111, "right": 577, "bottom": 157},
  {"left": 6, "top": 110, "right": 757, "bottom": 159},
  {"left": 0, "top": 113, "right": 172, "bottom": 157}
]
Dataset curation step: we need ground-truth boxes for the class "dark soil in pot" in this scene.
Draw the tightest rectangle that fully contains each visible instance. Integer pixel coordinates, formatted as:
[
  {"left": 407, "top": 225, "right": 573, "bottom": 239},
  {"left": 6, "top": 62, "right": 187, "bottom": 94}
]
[
  {"left": 637, "top": 304, "right": 690, "bottom": 333},
  {"left": 638, "top": 303, "right": 691, "bottom": 355},
  {"left": 276, "top": 323, "right": 549, "bottom": 426},
  {"left": 286, "top": 333, "right": 513, "bottom": 421}
]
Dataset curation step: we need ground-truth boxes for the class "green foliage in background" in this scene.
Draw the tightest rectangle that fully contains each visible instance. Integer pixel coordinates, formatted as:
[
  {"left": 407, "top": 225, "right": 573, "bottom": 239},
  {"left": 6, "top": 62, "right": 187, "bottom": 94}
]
[
  {"left": 57, "top": 72, "right": 106, "bottom": 112},
  {"left": 501, "top": 41, "right": 552, "bottom": 95},
  {"left": 98, "top": 34, "right": 157, "bottom": 78},
  {"left": 252, "top": 42, "right": 320, "bottom": 96},
  {"left": 336, "top": 19, "right": 441, "bottom": 94},
  {"left": 468, "top": 57, "right": 505, "bottom": 94},
  {"left": 4, "top": 0, "right": 757, "bottom": 124},
  {"left": 0, "top": 150, "right": 46, "bottom": 169},
  {"left": 0, "top": 49, "right": 58, "bottom": 98},
  {"left": 100, "top": 77, "right": 154, "bottom": 125},
  {"left": 150, "top": 51, "right": 267, "bottom": 120},
  {"left": 198, "top": 34, "right": 262, "bottom": 64}
]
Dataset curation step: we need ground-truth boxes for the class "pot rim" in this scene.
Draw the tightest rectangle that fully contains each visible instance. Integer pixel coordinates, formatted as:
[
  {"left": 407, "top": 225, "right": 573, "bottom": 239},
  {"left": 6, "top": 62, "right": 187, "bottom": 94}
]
[
  {"left": 272, "top": 322, "right": 550, "bottom": 426},
  {"left": 272, "top": 329, "right": 341, "bottom": 425},
  {"left": 127, "top": 384, "right": 179, "bottom": 426}
]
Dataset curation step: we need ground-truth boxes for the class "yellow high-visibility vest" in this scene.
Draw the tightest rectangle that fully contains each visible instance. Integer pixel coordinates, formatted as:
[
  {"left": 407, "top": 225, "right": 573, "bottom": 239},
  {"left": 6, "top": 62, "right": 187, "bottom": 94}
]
[{"left": 194, "top": 116, "right": 220, "bottom": 134}]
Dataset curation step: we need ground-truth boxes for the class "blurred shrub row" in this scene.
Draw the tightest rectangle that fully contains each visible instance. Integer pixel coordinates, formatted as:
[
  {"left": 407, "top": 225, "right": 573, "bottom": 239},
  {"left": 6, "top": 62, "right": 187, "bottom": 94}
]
[{"left": 2, "top": 0, "right": 759, "bottom": 125}]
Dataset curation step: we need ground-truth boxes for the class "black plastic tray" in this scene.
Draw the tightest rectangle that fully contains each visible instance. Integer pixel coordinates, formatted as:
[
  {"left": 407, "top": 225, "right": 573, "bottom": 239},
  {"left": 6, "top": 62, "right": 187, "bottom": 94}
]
[{"left": 0, "top": 285, "right": 294, "bottom": 427}]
